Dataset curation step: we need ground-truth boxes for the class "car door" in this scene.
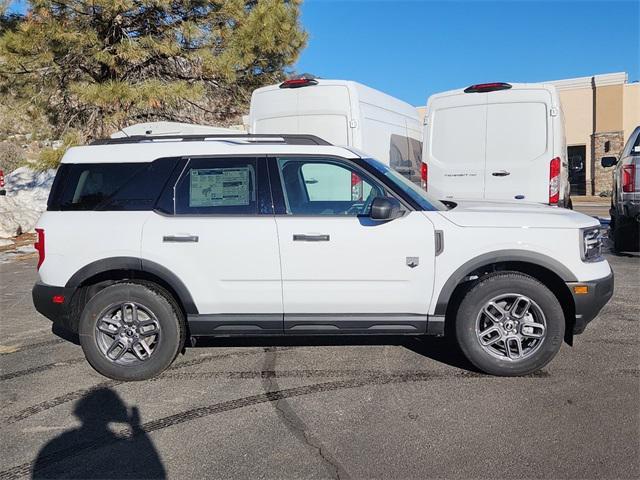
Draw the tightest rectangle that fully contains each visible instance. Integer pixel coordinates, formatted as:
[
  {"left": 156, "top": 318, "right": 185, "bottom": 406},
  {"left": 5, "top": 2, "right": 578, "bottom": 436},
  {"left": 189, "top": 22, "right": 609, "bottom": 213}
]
[
  {"left": 270, "top": 156, "right": 435, "bottom": 334},
  {"left": 141, "top": 156, "right": 283, "bottom": 334}
]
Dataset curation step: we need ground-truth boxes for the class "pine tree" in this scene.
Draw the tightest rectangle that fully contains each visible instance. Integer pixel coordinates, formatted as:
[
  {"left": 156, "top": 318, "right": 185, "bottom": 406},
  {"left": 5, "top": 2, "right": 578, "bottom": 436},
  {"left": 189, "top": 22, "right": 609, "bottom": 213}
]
[{"left": 0, "top": 0, "right": 307, "bottom": 138}]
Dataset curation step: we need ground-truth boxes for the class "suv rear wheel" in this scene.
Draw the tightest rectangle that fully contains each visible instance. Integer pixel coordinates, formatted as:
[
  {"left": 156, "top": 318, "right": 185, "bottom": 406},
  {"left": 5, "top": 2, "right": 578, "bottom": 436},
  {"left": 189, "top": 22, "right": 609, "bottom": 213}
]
[
  {"left": 455, "top": 272, "right": 564, "bottom": 376},
  {"left": 79, "top": 283, "right": 185, "bottom": 381}
]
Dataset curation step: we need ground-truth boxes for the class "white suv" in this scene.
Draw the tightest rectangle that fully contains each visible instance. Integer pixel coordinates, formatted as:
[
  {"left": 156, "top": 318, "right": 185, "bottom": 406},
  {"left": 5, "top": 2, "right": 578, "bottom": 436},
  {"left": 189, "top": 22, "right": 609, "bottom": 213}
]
[{"left": 32, "top": 134, "right": 613, "bottom": 381}]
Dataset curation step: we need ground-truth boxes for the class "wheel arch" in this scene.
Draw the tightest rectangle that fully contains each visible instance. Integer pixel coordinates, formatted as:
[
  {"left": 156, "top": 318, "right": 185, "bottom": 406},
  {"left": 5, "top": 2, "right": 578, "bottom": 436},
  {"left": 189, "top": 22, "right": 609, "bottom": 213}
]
[
  {"left": 436, "top": 251, "right": 577, "bottom": 344},
  {"left": 65, "top": 257, "right": 198, "bottom": 331}
]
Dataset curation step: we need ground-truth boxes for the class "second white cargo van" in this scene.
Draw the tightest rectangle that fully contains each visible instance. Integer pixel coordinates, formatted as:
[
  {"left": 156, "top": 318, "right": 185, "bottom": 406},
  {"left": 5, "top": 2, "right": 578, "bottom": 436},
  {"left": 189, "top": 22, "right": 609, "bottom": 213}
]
[
  {"left": 249, "top": 78, "right": 423, "bottom": 183},
  {"left": 422, "top": 82, "right": 570, "bottom": 207}
]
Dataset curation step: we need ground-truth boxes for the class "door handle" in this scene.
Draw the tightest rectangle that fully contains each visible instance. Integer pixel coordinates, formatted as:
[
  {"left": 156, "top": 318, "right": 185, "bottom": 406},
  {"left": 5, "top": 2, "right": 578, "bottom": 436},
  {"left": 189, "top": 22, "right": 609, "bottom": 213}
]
[
  {"left": 492, "top": 170, "right": 511, "bottom": 177},
  {"left": 163, "top": 235, "right": 199, "bottom": 243},
  {"left": 293, "top": 234, "right": 330, "bottom": 242}
]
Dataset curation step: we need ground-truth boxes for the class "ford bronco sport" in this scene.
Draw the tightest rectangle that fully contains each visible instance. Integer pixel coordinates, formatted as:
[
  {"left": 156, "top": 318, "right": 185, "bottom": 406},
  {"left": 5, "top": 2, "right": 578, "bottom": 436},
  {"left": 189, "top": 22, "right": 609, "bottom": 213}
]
[{"left": 32, "top": 134, "right": 613, "bottom": 380}]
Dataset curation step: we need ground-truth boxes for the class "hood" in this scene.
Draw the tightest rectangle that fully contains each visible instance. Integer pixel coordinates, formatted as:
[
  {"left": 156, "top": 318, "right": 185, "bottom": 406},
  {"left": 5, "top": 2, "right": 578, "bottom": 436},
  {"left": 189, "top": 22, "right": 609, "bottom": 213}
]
[{"left": 436, "top": 199, "right": 601, "bottom": 229}]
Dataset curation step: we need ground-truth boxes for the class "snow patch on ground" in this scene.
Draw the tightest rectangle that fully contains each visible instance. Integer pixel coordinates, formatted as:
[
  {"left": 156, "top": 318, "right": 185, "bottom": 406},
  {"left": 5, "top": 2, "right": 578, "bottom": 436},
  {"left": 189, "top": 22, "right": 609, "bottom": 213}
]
[{"left": 0, "top": 167, "right": 56, "bottom": 238}]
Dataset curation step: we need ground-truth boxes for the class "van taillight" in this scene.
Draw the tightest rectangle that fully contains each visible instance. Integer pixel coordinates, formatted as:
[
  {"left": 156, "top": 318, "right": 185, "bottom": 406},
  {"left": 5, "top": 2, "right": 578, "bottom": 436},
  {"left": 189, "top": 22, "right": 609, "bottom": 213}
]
[
  {"left": 622, "top": 165, "right": 636, "bottom": 192},
  {"left": 421, "top": 162, "right": 428, "bottom": 190},
  {"left": 351, "top": 172, "right": 363, "bottom": 201},
  {"left": 549, "top": 157, "right": 561, "bottom": 205},
  {"left": 464, "top": 82, "right": 512, "bottom": 93},
  {"left": 35, "top": 228, "right": 45, "bottom": 270},
  {"left": 279, "top": 78, "right": 318, "bottom": 89}
]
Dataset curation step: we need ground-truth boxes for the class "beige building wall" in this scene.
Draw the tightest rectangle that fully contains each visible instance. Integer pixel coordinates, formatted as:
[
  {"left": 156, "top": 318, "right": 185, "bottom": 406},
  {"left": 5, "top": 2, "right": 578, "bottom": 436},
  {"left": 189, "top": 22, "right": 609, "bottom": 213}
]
[
  {"left": 623, "top": 82, "right": 640, "bottom": 142},
  {"left": 557, "top": 87, "right": 592, "bottom": 146}
]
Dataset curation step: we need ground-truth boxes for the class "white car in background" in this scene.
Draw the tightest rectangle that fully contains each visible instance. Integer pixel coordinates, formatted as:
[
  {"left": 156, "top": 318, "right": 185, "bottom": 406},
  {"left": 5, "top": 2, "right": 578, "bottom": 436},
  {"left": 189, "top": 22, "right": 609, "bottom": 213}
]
[{"left": 422, "top": 82, "right": 570, "bottom": 208}]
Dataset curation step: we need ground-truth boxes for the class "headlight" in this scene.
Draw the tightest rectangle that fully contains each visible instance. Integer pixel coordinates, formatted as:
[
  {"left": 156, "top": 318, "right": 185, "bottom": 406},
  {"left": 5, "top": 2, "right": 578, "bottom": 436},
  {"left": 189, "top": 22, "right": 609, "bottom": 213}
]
[{"left": 581, "top": 227, "right": 603, "bottom": 262}]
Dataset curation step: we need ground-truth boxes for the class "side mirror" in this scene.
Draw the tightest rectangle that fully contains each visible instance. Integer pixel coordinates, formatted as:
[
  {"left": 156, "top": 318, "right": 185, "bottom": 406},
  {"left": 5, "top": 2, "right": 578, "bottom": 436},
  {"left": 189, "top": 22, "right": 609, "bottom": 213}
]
[
  {"left": 601, "top": 156, "right": 618, "bottom": 168},
  {"left": 370, "top": 196, "right": 403, "bottom": 221}
]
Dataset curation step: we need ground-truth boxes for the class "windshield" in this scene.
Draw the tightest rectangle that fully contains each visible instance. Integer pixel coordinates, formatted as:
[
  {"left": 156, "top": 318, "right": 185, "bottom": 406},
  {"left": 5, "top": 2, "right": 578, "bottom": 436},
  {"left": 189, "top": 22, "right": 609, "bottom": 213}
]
[{"left": 364, "top": 158, "right": 449, "bottom": 211}]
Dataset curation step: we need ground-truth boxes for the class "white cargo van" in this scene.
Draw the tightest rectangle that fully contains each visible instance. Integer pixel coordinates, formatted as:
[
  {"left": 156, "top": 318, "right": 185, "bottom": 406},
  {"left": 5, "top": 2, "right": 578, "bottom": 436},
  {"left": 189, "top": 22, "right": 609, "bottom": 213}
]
[
  {"left": 422, "top": 82, "right": 570, "bottom": 207},
  {"left": 111, "top": 121, "right": 243, "bottom": 138},
  {"left": 249, "top": 78, "right": 423, "bottom": 183}
]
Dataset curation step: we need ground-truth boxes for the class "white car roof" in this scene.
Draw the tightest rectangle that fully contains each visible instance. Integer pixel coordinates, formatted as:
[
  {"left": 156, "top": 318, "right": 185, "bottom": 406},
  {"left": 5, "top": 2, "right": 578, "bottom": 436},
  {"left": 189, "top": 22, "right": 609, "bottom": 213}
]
[{"left": 61, "top": 140, "right": 360, "bottom": 164}]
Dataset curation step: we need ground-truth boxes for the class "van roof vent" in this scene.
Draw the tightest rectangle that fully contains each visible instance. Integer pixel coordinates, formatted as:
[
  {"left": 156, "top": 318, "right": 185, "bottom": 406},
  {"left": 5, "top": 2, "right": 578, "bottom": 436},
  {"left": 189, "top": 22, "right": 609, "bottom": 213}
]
[{"left": 464, "top": 82, "right": 512, "bottom": 93}]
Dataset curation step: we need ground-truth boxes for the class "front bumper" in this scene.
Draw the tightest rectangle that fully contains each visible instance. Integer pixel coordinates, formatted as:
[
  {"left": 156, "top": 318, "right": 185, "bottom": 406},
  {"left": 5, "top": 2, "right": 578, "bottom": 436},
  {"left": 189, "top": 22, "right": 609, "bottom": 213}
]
[
  {"left": 32, "top": 282, "right": 77, "bottom": 332},
  {"left": 567, "top": 272, "right": 614, "bottom": 334}
]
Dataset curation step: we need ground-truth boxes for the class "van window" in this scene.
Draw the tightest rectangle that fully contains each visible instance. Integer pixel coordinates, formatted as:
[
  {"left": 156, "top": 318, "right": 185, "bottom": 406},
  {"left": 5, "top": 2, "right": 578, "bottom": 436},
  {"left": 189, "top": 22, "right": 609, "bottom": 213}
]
[
  {"left": 174, "top": 158, "right": 259, "bottom": 215},
  {"left": 47, "top": 160, "right": 176, "bottom": 211},
  {"left": 431, "top": 105, "right": 486, "bottom": 165},
  {"left": 486, "top": 102, "right": 547, "bottom": 163}
]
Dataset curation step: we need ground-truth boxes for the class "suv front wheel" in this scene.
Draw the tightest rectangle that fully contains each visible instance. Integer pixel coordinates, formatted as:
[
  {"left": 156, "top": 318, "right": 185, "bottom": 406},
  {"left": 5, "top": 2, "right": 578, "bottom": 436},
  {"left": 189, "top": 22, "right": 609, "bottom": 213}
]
[
  {"left": 455, "top": 272, "right": 564, "bottom": 376},
  {"left": 79, "top": 283, "right": 185, "bottom": 381}
]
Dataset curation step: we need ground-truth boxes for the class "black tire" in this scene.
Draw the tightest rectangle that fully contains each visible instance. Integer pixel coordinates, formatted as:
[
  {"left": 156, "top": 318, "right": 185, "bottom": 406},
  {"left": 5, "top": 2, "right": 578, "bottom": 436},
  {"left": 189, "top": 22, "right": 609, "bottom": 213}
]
[
  {"left": 79, "top": 282, "right": 185, "bottom": 381},
  {"left": 455, "top": 272, "right": 564, "bottom": 376},
  {"left": 611, "top": 213, "right": 640, "bottom": 252}
]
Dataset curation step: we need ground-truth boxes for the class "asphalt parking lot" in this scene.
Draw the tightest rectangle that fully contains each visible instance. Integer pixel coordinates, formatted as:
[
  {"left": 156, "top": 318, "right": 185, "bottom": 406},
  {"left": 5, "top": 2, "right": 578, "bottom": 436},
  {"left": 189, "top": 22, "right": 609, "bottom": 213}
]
[{"left": 1, "top": 240, "right": 638, "bottom": 479}]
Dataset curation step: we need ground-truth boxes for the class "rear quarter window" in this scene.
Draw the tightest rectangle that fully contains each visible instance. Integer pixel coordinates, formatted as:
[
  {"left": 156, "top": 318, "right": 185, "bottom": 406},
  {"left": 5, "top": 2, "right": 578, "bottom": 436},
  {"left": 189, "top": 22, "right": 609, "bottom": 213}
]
[{"left": 47, "top": 159, "right": 178, "bottom": 211}]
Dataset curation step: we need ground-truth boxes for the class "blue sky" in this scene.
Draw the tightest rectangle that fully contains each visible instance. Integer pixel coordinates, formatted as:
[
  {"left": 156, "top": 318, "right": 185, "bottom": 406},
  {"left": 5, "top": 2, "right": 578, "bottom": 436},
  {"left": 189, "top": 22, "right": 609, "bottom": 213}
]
[
  {"left": 296, "top": 0, "right": 639, "bottom": 105},
  {"left": 8, "top": 0, "right": 639, "bottom": 106}
]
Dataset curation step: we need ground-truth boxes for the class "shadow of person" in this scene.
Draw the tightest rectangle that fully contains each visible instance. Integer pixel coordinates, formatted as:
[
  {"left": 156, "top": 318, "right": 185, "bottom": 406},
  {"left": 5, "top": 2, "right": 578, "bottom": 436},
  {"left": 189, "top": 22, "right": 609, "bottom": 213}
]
[{"left": 32, "top": 388, "right": 166, "bottom": 479}]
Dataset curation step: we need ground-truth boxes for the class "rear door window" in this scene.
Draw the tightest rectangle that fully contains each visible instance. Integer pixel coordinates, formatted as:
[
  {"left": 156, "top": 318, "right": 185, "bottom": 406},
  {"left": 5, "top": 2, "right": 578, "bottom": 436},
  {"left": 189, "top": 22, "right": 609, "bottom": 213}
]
[{"left": 174, "top": 157, "right": 270, "bottom": 215}]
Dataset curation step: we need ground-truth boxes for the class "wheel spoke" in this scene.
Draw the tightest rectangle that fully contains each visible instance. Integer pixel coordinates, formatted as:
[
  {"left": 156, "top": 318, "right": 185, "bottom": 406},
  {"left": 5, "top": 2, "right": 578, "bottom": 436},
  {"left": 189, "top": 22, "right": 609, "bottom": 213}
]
[
  {"left": 106, "top": 339, "right": 128, "bottom": 361},
  {"left": 505, "top": 337, "right": 523, "bottom": 359},
  {"left": 97, "top": 320, "right": 118, "bottom": 336},
  {"left": 132, "top": 340, "right": 152, "bottom": 360},
  {"left": 521, "top": 322, "right": 545, "bottom": 338},
  {"left": 510, "top": 296, "right": 532, "bottom": 319},
  {"left": 483, "top": 302, "right": 507, "bottom": 323},
  {"left": 138, "top": 319, "right": 159, "bottom": 337},
  {"left": 479, "top": 326, "right": 502, "bottom": 346}
]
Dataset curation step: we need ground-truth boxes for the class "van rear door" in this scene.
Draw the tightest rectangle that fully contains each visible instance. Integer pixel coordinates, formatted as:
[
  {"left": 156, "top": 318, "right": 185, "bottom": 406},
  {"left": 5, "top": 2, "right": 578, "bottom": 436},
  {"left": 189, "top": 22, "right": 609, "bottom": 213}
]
[
  {"left": 251, "top": 85, "right": 352, "bottom": 146},
  {"left": 427, "top": 94, "right": 487, "bottom": 200},
  {"left": 483, "top": 89, "right": 552, "bottom": 203}
]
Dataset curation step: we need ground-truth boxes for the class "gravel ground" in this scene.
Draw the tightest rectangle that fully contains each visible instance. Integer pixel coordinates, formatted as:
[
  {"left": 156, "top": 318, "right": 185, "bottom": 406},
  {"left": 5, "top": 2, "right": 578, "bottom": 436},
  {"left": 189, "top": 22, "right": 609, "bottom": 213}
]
[{"left": 0, "top": 249, "right": 638, "bottom": 480}]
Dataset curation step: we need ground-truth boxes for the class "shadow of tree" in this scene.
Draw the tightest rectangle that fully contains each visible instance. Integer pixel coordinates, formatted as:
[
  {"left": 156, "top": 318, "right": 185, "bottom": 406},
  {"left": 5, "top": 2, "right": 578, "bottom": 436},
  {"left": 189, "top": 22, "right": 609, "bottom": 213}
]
[{"left": 32, "top": 388, "right": 166, "bottom": 479}]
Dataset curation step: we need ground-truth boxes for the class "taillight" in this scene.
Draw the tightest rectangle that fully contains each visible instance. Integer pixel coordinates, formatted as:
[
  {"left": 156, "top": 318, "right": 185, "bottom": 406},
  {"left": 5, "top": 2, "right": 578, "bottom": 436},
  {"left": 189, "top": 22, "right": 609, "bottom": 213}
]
[
  {"left": 622, "top": 164, "right": 636, "bottom": 192},
  {"left": 421, "top": 162, "right": 428, "bottom": 190},
  {"left": 279, "top": 78, "right": 318, "bottom": 89},
  {"left": 0, "top": 169, "right": 4, "bottom": 188},
  {"left": 549, "top": 157, "right": 560, "bottom": 205},
  {"left": 35, "top": 228, "right": 45, "bottom": 270},
  {"left": 351, "top": 172, "right": 363, "bottom": 201}
]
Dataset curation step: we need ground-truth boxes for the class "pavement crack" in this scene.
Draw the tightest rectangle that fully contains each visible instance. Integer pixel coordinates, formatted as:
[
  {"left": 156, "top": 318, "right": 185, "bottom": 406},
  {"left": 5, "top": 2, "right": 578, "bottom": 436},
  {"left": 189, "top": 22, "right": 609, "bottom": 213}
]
[{"left": 260, "top": 347, "right": 349, "bottom": 480}]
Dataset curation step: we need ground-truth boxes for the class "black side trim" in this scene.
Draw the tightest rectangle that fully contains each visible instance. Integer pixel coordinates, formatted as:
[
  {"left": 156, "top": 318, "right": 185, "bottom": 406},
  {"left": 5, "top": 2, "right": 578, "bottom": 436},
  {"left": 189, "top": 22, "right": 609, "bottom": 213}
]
[
  {"left": 284, "top": 313, "right": 427, "bottom": 335},
  {"left": 434, "top": 250, "right": 578, "bottom": 316},
  {"left": 188, "top": 314, "right": 283, "bottom": 335},
  {"left": 65, "top": 257, "right": 198, "bottom": 314}
]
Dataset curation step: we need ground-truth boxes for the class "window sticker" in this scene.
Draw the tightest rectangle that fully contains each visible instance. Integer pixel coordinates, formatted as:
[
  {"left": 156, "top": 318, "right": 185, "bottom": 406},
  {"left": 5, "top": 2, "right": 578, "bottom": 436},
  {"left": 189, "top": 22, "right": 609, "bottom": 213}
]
[{"left": 189, "top": 167, "right": 253, "bottom": 207}]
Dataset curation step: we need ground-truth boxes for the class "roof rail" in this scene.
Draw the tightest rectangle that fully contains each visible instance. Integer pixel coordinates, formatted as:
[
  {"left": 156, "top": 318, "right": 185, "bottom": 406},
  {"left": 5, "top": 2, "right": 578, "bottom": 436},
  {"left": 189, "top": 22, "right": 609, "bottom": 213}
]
[{"left": 90, "top": 134, "right": 332, "bottom": 146}]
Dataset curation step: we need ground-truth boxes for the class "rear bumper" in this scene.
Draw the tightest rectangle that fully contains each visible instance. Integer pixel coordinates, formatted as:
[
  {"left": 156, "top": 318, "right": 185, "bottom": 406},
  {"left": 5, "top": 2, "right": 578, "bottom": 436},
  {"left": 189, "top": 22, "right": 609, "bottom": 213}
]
[
  {"left": 567, "top": 272, "right": 614, "bottom": 334},
  {"left": 32, "top": 282, "right": 77, "bottom": 332}
]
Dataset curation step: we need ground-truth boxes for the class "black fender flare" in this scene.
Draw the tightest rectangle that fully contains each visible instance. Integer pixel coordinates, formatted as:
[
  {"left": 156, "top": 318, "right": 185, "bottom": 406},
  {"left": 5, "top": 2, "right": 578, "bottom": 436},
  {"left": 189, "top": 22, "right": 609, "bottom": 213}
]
[
  {"left": 434, "top": 250, "right": 578, "bottom": 316},
  {"left": 65, "top": 257, "right": 198, "bottom": 314}
]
